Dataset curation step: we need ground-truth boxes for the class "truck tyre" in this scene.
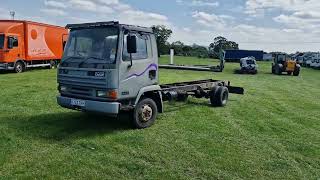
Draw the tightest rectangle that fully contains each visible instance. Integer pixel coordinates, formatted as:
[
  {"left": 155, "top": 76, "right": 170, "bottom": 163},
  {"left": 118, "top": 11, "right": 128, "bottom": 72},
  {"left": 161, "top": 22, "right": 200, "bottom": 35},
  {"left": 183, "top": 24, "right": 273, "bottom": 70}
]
[
  {"left": 49, "top": 60, "right": 57, "bottom": 69},
  {"left": 210, "top": 86, "right": 229, "bottom": 107},
  {"left": 14, "top": 61, "right": 25, "bottom": 73},
  {"left": 293, "top": 69, "right": 300, "bottom": 76},
  {"left": 272, "top": 66, "right": 275, "bottom": 74},
  {"left": 177, "top": 93, "right": 188, "bottom": 102},
  {"left": 240, "top": 68, "right": 245, "bottom": 74},
  {"left": 133, "top": 98, "right": 158, "bottom": 129},
  {"left": 275, "top": 65, "right": 281, "bottom": 75}
]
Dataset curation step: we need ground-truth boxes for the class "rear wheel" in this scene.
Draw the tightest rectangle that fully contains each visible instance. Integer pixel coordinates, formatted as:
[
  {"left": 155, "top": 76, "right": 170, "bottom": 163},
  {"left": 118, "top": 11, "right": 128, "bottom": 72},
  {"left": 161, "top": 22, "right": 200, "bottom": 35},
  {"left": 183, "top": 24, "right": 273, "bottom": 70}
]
[
  {"left": 132, "top": 98, "right": 158, "bottom": 129},
  {"left": 177, "top": 93, "right": 188, "bottom": 102},
  {"left": 14, "top": 61, "right": 25, "bottom": 73},
  {"left": 210, "top": 86, "right": 229, "bottom": 107},
  {"left": 49, "top": 60, "right": 57, "bottom": 69}
]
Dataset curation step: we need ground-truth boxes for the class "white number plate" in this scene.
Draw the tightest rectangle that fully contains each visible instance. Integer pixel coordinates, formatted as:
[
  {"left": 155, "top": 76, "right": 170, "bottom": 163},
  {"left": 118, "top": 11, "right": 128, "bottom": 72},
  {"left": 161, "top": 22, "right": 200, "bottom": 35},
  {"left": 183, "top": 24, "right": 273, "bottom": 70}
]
[{"left": 71, "top": 99, "right": 86, "bottom": 107}]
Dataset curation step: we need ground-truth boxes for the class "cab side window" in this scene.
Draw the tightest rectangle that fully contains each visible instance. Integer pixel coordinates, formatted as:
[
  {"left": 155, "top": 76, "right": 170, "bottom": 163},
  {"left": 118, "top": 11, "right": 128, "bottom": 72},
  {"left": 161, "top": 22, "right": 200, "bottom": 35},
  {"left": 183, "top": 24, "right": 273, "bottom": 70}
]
[
  {"left": 8, "top": 36, "right": 18, "bottom": 49},
  {"left": 123, "top": 33, "right": 148, "bottom": 61}
]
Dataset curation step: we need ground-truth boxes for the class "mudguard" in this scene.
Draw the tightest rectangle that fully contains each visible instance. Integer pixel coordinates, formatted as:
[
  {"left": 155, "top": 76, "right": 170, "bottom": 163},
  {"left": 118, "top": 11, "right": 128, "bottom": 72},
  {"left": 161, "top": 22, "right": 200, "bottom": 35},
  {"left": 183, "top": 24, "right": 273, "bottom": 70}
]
[{"left": 135, "top": 85, "right": 163, "bottom": 113}]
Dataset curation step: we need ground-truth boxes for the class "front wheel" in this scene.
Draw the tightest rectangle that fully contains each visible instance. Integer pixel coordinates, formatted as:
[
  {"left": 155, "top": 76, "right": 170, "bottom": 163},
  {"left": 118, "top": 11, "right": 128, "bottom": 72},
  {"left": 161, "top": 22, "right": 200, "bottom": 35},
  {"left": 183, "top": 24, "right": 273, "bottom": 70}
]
[
  {"left": 293, "top": 69, "right": 300, "bottom": 76},
  {"left": 275, "top": 65, "right": 282, "bottom": 75},
  {"left": 132, "top": 98, "right": 158, "bottom": 129},
  {"left": 14, "top": 61, "right": 25, "bottom": 73}
]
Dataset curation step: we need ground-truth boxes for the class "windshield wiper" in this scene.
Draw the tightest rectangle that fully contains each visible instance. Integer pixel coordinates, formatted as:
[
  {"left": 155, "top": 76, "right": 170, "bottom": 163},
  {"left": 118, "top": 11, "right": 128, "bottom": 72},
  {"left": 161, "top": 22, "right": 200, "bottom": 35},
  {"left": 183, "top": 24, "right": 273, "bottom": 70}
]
[{"left": 78, "top": 56, "right": 105, "bottom": 68}]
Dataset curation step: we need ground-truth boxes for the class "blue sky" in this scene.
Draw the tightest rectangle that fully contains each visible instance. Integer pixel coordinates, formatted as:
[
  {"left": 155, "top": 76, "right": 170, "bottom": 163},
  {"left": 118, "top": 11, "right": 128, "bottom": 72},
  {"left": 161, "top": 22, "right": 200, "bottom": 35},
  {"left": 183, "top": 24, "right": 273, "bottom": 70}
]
[{"left": 1, "top": 0, "right": 320, "bottom": 53}]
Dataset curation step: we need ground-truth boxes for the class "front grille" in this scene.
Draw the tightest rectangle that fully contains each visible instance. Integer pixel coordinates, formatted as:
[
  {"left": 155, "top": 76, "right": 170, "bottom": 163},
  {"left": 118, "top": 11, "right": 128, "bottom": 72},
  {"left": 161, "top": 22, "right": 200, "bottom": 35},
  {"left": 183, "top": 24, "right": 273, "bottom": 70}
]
[
  {"left": 68, "top": 86, "right": 93, "bottom": 96},
  {"left": 57, "top": 68, "right": 112, "bottom": 100}
]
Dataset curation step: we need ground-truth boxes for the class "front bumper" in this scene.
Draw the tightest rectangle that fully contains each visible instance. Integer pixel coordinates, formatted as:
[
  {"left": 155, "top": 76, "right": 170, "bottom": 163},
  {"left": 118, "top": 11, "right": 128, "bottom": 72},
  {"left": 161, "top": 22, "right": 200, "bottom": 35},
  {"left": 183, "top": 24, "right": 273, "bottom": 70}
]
[
  {"left": 57, "top": 96, "right": 120, "bottom": 115},
  {"left": 241, "top": 68, "right": 257, "bottom": 73}
]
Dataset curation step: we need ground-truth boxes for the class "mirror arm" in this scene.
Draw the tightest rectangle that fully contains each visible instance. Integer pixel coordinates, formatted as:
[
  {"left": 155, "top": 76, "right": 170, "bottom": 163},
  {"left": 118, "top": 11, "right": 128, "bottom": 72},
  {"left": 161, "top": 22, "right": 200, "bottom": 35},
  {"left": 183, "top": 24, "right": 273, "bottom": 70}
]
[
  {"left": 127, "top": 31, "right": 134, "bottom": 68},
  {"left": 128, "top": 53, "right": 133, "bottom": 68}
]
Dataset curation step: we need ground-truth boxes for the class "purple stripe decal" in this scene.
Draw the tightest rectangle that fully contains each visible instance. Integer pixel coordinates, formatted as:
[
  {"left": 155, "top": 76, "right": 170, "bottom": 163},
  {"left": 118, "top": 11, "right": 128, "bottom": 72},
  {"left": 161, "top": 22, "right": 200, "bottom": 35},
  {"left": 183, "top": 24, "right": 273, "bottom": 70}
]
[{"left": 125, "top": 63, "right": 158, "bottom": 80}]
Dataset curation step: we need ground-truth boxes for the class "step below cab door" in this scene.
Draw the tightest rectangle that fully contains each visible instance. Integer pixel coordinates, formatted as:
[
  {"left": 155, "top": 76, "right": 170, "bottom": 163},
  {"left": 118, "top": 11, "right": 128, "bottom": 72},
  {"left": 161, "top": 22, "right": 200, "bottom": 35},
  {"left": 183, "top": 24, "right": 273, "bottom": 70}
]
[{"left": 119, "top": 32, "right": 158, "bottom": 100}]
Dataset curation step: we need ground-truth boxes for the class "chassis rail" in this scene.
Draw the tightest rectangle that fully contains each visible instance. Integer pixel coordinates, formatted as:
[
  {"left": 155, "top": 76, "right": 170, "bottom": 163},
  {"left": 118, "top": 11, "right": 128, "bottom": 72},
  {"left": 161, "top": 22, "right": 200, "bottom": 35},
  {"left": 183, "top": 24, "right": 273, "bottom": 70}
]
[
  {"left": 160, "top": 79, "right": 244, "bottom": 102},
  {"left": 160, "top": 79, "right": 244, "bottom": 94}
]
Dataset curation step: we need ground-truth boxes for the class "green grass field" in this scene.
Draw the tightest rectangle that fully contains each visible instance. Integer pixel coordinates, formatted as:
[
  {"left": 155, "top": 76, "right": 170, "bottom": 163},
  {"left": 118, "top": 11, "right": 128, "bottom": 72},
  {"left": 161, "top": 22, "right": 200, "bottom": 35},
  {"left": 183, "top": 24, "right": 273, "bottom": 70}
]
[{"left": 0, "top": 56, "right": 319, "bottom": 179}]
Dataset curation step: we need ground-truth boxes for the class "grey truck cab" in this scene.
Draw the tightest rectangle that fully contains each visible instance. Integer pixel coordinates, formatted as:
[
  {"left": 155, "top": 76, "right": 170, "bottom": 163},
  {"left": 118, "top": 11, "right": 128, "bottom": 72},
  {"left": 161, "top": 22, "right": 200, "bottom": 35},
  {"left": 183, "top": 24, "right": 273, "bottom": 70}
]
[{"left": 57, "top": 21, "right": 244, "bottom": 128}]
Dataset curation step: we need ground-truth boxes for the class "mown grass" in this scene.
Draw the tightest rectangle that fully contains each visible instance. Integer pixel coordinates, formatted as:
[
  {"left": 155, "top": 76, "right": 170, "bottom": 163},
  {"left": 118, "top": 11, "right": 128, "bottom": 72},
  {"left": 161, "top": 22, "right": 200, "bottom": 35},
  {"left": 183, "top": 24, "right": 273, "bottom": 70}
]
[{"left": 0, "top": 56, "right": 319, "bottom": 179}]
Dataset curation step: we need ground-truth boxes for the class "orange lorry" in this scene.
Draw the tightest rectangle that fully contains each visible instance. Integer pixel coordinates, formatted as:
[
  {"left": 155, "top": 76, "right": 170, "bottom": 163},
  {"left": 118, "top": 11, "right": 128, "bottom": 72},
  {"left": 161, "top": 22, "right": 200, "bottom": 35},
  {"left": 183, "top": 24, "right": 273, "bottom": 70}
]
[{"left": 0, "top": 20, "right": 68, "bottom": 73}]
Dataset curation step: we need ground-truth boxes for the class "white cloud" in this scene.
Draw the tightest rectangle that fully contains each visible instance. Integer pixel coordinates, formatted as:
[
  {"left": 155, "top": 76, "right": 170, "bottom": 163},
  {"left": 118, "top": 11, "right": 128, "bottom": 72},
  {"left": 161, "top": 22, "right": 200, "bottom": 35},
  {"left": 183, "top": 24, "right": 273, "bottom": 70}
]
[
  {"left": 192, "top": 11, "right": 227, "bottom": 29},
  {"left": 40, "top": 8, "right": 67, "bottom": 16},
  {"left": 273, "top": 12, "right": 320, "bottom": 30},
  {"left": 118, "top": 10, "right": 170, "bottom": 27},
  {"left": 190, "top": 0, "right": 219, "bottom": 7},
  {"left": 282, "top": 29, "right": 303, "bottom": 33},
  {"left": 41, "top": 0, "right": 170, "bottom": 27},
  {"left": 44, "top": 0, "right": 67, "bottom": 9},
  {"left": 177, "top": 0, "right": 219, "bottom": 7},
  {"left": 69, "top": 0, "right": 97, "bottom": 11},
  {"left": 245, "top": 0, "right": 320, "bottom": 14}
]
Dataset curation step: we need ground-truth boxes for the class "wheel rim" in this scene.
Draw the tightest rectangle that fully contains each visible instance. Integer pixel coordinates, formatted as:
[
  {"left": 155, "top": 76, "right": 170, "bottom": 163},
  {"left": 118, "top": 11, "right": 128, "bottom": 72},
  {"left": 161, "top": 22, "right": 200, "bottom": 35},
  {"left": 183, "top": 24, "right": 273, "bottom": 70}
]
[
  {"left": 16, "top": 64, "right": 22, "bottom": 72},
  {"left": 51, "top": 62, "right": 56, "bottom": 69},
  {"left": 139, "top": 104, "right": 153, "bottom": 122}
]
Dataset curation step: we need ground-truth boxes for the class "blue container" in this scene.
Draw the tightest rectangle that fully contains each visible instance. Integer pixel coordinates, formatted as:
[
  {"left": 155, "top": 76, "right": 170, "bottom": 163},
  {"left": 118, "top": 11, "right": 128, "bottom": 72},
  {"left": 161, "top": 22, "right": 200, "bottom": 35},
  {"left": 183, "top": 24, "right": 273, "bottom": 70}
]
[{"left": 225, "top": 50, "right": 264, "bottom": 62}]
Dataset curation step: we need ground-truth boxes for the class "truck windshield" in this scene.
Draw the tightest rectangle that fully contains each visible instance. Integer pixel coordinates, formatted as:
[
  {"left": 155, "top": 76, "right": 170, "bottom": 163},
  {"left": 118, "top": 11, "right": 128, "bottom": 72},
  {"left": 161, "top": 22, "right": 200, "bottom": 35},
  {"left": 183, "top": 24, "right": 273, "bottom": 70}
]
[
  {"left": 0, "top": 35, "right": 4, "bottom": 49},
  {"left": 62, "top": 27, "right": 118, "bottom": 67}
]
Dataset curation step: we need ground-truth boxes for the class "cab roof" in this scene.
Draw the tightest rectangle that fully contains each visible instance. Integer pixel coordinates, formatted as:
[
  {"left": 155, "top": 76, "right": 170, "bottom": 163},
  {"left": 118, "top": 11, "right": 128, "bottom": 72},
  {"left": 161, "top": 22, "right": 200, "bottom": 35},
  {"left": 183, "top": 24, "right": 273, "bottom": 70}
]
[{"left": 66, "top": 21, "right": 154, "bottom": 33}]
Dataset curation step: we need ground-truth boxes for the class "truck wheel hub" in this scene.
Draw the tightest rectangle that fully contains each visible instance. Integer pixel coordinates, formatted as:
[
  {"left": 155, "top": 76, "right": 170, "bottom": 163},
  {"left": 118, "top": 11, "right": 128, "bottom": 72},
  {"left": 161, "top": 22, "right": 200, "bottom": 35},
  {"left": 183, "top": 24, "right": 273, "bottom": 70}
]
[
  {"left": 140, "top": 105, "right": 153, "bottom": 122},
  {"left": 16, "top": 65, "right": 22, "bottom": 72}
]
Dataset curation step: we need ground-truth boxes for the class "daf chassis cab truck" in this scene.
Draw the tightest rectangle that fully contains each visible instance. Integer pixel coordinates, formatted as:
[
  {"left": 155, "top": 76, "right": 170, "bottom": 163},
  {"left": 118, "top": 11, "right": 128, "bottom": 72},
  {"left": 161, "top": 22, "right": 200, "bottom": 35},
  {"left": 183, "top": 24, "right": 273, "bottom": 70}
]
[{"left": 57, "top": 22, "right": 244, "bottom": 129}]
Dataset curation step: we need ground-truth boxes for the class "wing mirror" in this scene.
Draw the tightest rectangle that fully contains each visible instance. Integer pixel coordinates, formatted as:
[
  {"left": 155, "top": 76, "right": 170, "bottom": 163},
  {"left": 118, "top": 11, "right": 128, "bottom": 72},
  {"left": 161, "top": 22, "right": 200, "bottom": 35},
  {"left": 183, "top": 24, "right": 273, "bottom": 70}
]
[
  {"left": 127, "top": 35, "right": 137, "bottom": 54},
  {"left": 127, "top": 34, "right": 137, "bottom": 68},
  {"left": 7, "top": 37, "right": 13, "bottom": 49}
]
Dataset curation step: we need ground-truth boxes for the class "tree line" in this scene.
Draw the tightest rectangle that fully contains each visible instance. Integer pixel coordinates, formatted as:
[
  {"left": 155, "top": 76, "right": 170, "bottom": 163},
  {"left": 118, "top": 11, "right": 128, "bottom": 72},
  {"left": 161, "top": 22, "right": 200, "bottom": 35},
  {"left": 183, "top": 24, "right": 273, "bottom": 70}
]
[{"left": 152, "top": 25, "right": 239, "bottom": 58}]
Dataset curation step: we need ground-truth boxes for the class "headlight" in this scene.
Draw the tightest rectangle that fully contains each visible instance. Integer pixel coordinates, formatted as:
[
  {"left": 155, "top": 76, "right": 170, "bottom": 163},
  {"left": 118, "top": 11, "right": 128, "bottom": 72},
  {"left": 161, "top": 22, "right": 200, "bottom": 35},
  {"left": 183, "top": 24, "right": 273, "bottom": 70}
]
[
  {"left": 96, "top": 90, "right": 117, "bottom": 99},
  {"left": 96, "top": 90, "right": 107, "bottom": 97}
]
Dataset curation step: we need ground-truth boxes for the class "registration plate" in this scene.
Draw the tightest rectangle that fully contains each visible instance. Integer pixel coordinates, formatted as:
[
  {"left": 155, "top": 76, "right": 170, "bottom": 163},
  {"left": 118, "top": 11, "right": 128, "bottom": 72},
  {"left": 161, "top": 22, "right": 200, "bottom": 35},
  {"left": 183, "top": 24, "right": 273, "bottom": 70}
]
[{"left": 71, "top": 99, "right": 86, "bottom": 107}]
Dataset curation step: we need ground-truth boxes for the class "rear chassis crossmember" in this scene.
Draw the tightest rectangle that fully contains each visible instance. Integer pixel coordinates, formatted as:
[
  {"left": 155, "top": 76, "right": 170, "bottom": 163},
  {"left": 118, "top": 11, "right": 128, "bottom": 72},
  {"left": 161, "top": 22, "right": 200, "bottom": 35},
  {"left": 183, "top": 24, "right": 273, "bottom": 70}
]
[{"left": 160, "top": 79, "right": 244, "bottom": 101}]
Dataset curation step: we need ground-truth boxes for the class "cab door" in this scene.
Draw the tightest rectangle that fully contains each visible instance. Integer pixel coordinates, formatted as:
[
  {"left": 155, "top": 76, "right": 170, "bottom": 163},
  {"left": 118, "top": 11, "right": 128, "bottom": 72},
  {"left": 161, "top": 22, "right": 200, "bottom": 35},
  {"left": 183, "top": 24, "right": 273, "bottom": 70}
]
[
  {"left": 119, "top": 32, "right": 158, "bottom": 100},
  {"left": 7, "top": 35, "right": 22, "bottom": 62}
]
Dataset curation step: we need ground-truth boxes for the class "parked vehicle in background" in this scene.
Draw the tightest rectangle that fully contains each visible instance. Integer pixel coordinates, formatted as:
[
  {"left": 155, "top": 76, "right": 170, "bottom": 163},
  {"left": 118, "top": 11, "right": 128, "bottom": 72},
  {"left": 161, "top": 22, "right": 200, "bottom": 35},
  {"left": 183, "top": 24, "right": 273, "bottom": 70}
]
[
  {"left": 57, "top": 21, "right": 244, "bottom": 129},
  {"left": 310, "top": 59, "right": 320, "bottom": 69},
  {"left": 240, "top": 56, "right": 258, "bottom": 74},
  {"left": 0, "top": 20, "right": 68, "bottom": 73},
  {"left": 272, "top": 53, "right": 301, "bottom": 76}
]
